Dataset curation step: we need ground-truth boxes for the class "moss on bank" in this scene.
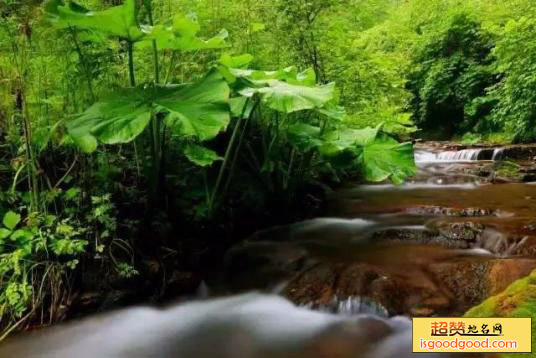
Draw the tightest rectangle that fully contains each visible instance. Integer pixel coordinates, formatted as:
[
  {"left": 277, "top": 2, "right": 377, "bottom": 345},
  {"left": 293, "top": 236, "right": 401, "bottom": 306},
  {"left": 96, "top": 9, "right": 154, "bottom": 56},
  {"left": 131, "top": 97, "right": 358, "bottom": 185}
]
[{"left": 464, "top": 270, "right": 536, "bottom": 357}]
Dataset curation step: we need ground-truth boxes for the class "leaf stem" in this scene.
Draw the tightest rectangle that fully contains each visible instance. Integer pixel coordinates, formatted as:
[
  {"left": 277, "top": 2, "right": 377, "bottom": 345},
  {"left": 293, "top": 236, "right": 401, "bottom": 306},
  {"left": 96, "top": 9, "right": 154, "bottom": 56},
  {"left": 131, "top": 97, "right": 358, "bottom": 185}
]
[
  {"left": 127, "top": 41, "right": 136, "bottom": 87},
  {"left": 69, "top": 27, "right": 95, "bottom": 102}
]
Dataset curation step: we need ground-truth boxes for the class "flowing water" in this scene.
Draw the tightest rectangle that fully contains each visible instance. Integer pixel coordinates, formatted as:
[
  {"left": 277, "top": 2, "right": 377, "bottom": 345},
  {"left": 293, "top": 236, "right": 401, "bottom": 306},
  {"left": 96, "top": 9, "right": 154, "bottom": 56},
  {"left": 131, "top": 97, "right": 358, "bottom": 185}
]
[{"left": 3, "top": 143, "right": 536, "bottom": 357}]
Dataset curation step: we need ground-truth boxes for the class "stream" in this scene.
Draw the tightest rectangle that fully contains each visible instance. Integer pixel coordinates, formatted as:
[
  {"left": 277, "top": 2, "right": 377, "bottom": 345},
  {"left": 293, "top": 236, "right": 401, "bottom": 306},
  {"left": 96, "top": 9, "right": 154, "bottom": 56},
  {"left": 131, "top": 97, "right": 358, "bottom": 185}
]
[{"left": 4, "top": 142, "right": 536, "bottom": 357}]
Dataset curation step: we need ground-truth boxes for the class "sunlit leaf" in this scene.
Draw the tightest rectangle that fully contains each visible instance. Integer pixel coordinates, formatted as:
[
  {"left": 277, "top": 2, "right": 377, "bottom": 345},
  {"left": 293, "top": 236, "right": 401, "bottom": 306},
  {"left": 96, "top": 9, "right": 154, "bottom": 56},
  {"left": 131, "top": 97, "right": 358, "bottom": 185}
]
[
  {"left": 220, "top": 53, "right": 254, "bottom": 69},
  {"left": 317, "top": 105, "right": 346, "bottom": 121},
  {"left": 0, "top": 228, "right": 11, "bottom": 239},
  {"left": 250, "top": 22, "right": 266, "bottom": 33},
  {"left": 221, "top": 64, "right": 332, "bottom": 113},
  {"left": 240, "top": 80, "right": 334, "bottom": 113},
  {"left": 68, "top": 88, "right": 151, "bottom": 152},
  {"left": 3, "top": 211, "right": 21, "bottom": 230},
  {"left": 10, "top": 229, "right": 34, "bottom": 242},
  {"left": 323, "top": 125, "right": 380, "bottom": 150},
  {"left": 184, "top": 144, "right": 222, "bottom": 167},
  {"left": 68, "top": 70, "right": 230, "bottom": 152},
  {"left": 45, "top": 0, "right": 143, "bottom": 40},
  {"left": 359, "top": 139, "right": 417, "bottom": 184},
  {"left": 157, "top": 70, "right": 230, "bottom": 140},
  {"left": 230, "top": 97, "right": 255, "bottom": 118},
  {"left": 139, "top": 14, "right": 228, "bottom": 51}
]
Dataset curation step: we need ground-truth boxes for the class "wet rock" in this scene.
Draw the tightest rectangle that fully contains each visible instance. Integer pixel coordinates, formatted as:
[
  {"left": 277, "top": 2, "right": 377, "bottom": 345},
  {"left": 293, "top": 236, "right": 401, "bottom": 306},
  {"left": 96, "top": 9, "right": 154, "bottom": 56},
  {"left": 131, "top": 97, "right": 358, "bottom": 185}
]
[
  {"left": 523, "top": 221, "right": 536, "bottom": 232},
  {"left": 291, "top": 259, "right": 536, "bottom": 317},
  {"left": 519, "top": 166, "right": 536, "bottom": 174},
  {"left": 435, "top": 221, "right": 484, "bottom": 242},
  {"left": 372, "top": 228, "right": 437, "bottom": 244},
  {"left": 371, "top": 221, "right": 486, "bottom": 249},
  {"left": 484, "top": 259, "right": 536, "bottom": 295},
  {"left": 284, "top": 263, "right": 410, "bottom": 315},
  {"left": 522, "top": 174, "right": 536, "bottom": 182},
  {"left": 405, "top": 206, "right": 495, "bottom": 217},
  {"left": 410, "top": 307, "right": 435, "bottom": 316},
  {"left": 476, "top": 169, "right": 492, "bottom": 177},
  {"left": 502, "top": 145, "right": 536, "bottom": 160}
]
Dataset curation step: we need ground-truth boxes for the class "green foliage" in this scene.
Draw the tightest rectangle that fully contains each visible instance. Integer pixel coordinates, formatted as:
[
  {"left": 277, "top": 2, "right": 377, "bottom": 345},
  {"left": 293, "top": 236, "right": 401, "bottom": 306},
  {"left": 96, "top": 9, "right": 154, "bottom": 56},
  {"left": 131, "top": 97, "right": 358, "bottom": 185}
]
[
  {"left": 184, "top": 144, "right": 222, "bottom": 167},
  {"left": 0, "top": 203, "right": 88, "bottom": 319},
  {"left": 488, "top": 17, "right": 536, "bottom": 142},
  {"left": 224, "top": 65, "right": 334, "bottom": 113},
  {"left": 218, "top": 57, "right": 416, "bottom": 190},
  {"left": 292, "top": 125, "right": 417, "bottom": 183},
  {"left": 408, "top": 13, "right": 496, "bottom": 138},
  {"left": 139, "top": 13, "right": 228, "bottom": 51},
  {"left": 68, "top": 70, "right": 231, "bottom": 152},
  {"left": 359, "top": 138, "right": 417, "bottom": 184},
  {"left": 2, "top": 211, "right": 21, "bottom": 231},
  {"left": 46, "top": 0, "right": 143, "bottom": 40}
]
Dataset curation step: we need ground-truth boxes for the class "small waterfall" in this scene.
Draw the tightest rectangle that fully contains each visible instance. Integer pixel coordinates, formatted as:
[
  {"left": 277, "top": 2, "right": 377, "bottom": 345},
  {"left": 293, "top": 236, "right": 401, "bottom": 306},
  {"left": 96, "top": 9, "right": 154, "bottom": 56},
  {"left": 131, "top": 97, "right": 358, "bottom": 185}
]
[
  {"left": 304, "top": 296, "right": 390, "bottom": 317},
  {"left": 415, "top": 147, "right": 505, "bottom": 163},
  {"left": 436, "top": 149, "right": 482, "bottom": 161},
  {"left": 492, "top": 148, "right": 504, "bottom": 161}
]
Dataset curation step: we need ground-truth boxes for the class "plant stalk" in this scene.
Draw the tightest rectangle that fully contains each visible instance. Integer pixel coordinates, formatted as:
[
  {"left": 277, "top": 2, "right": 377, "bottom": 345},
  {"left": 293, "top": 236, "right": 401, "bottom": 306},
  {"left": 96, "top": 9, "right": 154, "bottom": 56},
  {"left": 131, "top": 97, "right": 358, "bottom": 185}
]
[
  {"left": 209, "top": 98, "right": 253, "bottom": 215},
  {"left": 127, "top": 41, "right": 136, "bottom": 87}
]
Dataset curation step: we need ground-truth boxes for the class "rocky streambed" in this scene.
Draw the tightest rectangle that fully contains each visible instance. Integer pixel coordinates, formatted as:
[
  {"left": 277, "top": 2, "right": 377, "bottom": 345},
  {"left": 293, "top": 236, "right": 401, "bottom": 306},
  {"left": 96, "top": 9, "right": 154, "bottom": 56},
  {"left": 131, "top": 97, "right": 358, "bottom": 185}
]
[{"left": 224, "top": 142, "right": 536, "bottom": 318}]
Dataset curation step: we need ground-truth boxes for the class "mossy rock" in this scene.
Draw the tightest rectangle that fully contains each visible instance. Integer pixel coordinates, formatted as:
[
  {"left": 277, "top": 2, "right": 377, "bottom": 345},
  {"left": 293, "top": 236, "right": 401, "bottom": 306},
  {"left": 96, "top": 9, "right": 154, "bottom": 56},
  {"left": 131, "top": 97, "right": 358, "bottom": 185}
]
[
  {"left": 495, "top": 161, "right": 523, "bottom": 181},
  {"left": 465, "top": 269, "right": 536, "bottom": 357}
]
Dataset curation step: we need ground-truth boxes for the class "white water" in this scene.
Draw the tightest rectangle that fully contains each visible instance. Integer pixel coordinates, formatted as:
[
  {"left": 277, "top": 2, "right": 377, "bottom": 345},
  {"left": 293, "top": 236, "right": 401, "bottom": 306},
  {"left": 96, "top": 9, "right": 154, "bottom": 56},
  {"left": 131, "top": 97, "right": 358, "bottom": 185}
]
[
  {"left": 415, "top": 147, "right": 505, "bottom": 163},
  {"left": 304, "top": 295, "right": 390, "bottom": 317},
  {"left": 0, "top": 293, "right": 450, "bottom": 358},
  {"left": 492, "top": 148, "right": 504, "bottom": 161},
  {"left": 437, "top": 149, "right": 482, "bottom": 161},
  {"left": 415, "top": 149, "right": 483, "bottom": 163}
]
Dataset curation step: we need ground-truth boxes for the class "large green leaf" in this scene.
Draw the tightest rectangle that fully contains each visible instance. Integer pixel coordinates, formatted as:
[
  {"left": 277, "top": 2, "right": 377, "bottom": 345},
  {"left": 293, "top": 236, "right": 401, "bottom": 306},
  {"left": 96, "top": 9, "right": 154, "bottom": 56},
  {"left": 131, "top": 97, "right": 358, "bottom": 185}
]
[
  {"left": 359, "top": 139, "right": 417, "bottom": 184},
  {"left": 220, "top": 54, "right": 254, "bottom": 69},
  {"left": 139, "top": 14, "right": 228, "bottom": 51},
  {"left": 68, "top": 70, "right": 230, "bottom": 153},
  {"left": 220, "top": 64, "right": 334, "bottom": 114},
  {"left": 316, "top": 105, "right": 346, "bottom": 121},
  {"left": 242, "top": 80, "right": 335, "bottom": 114},
  {"left": 68, "top": 88, "right": 152, "bottom": 152},
  {"left": 230, "top": 97, "right": 255, "bottom": 119},
  {"left": 321, "top": 126, "right": 380, "bottom": 154},
  {"left": 184, "top": 144, "right": 222, "bottom": 167},
  {"left": 156, "top": 70, "right": 230, "bottom": 140},
  {"left": 317, "top": 126, "right": 416, "bottom": 182},
  {"left": 45, "top": 0, "right": 142, "bottom": 40},
  {"left": 287, "top": 123, "right": 323, "bottom": 152},
  {"left": 227, "top": 66, "right": 316, "bottom": 86}
]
